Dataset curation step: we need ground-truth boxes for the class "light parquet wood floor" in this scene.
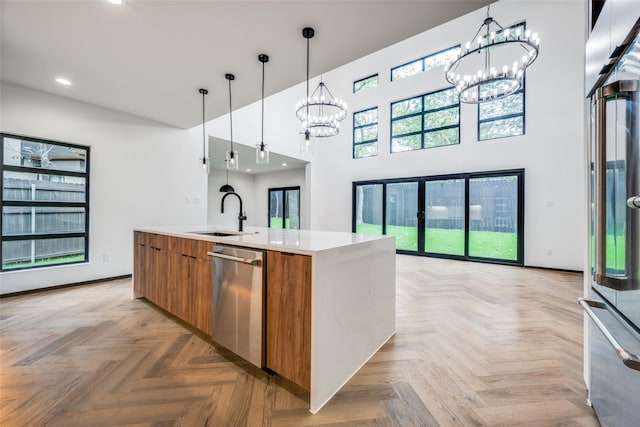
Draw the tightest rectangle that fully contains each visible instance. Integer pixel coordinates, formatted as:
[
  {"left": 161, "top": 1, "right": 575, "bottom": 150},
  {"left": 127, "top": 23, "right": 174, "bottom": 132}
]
[{"left": 0, "top": 256, "right": 599, "bottom": 426}]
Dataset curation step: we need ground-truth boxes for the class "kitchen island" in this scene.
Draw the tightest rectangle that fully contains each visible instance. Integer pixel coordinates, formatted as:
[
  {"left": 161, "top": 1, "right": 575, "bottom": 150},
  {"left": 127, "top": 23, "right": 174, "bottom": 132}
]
[{"left": 133, "top": 226, "right": 396, "bottom": 413}]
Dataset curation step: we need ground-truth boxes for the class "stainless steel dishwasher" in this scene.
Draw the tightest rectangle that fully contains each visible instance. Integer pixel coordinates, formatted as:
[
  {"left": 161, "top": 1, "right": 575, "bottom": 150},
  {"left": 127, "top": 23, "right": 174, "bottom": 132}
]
[{"left": 209, "top": 244, "right": 265, "bottom": 367}]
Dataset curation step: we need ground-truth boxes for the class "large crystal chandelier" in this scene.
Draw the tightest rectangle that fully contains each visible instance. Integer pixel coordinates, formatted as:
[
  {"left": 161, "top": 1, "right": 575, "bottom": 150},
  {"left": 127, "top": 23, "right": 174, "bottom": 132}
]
[
  {"left": 444, "top": 6, "right": 540, "bottom": 104},
  {"left": 295, "top": 27, "right": 347, "bottom": 139}
]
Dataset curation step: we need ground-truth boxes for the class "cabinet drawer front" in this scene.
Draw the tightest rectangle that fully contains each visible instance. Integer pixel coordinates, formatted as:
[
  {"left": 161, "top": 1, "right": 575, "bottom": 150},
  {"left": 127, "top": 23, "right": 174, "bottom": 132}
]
[{"left": 266, "top": 250, "right": 311, "bottom": 389}]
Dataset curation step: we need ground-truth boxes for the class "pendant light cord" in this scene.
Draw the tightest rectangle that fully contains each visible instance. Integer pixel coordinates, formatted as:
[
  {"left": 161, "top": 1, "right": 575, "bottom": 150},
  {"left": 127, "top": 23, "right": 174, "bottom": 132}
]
[
  {"left": 202, "top": 91, "right": 206, "bottom": 160},
  {"left": 261, "top": 59, "right": 265, "bottom": 144},
  {"left": 228, "top": 78, "right": 234, "bottom": 152},
  {"left": 306, "top": 34, "right": 310, "bottom": 121}
]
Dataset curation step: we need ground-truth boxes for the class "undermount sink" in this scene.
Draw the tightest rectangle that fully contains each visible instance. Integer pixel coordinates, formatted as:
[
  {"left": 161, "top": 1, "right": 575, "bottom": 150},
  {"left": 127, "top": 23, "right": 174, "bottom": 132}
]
[{"left": 188, "top": 230, "right": 258, "bottom": 237}]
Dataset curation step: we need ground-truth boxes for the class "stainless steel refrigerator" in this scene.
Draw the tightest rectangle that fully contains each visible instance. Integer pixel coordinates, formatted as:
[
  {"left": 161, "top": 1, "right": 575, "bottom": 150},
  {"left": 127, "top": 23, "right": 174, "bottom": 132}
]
[{"left": 583, "top": 5, "right": 640, "bottom": 426}]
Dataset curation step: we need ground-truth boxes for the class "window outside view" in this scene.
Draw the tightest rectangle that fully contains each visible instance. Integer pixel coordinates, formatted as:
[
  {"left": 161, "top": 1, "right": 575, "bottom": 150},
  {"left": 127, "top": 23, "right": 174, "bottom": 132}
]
[
  {"left": 353, "top": 74, "right": 378, "bottom": 93},
  {"left": 391, "top": 46, "right": 460, "bottom": 81},
  {"left": 1, "top": 135, "right": 89, "bottom": 271},
  {"left": 353, "top": 107, "right": 378, "bottom": 158},
  {"left": 269, "top": 187, "right": 300, "bottom": 229},
  {"left": 385, "top": 182, "right": 418, "bottom": 251},
  {"left": 468, "top": 175, "right": 519, "bottom": 261},
  {"left": 354, "top": 183, "right": 383, "bottom": 235},
  {"left": 353, "top": 171, "right": 523, "bottom": 265},
  {"left": 391, "top": 87, "right": 459, "bottom": 153},
  {"left": 425, "top": 179, "right": 465, "bottom": 256}
]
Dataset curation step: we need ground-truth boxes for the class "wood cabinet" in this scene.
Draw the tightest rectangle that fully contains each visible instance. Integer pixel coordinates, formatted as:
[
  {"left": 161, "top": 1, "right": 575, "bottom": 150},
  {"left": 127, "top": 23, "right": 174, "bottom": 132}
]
[
  {"left": 266, "top": 250, "right": 312, "bottom": 390},
  {"left": 133, "top": 231, "right": 167, "bottom": 307},
  {"left": 134, "top": 232, "right": 311, "bottom": 390},
  {"left": 133, "top": 232, "right": 212, "bottom": 335}
]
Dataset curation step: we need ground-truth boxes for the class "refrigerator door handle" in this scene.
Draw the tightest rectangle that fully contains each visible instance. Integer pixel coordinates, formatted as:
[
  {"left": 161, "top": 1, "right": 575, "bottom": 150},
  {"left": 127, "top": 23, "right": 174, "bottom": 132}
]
[
  {"left": 593, "top": 86, "right": 607, "bottom": 286},
  {"left": 579, "top": 298, "right": 640, "bottom": 371},
  {"left": 627, "top": 196, "right": 640, "bottom": 209}
]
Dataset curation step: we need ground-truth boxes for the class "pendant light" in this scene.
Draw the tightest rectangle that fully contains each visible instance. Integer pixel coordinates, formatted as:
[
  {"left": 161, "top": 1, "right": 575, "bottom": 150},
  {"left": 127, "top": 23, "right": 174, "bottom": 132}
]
[
  {"left": 219, "top": 73, "right": 237, "bottom": 193},
  {"left": 444, "top": 5, "right": 539, "bottom": 103},
  {"left": 225, "top": 73, "right": 239, "bottom": 170},
  {"left": 198, "top": 88, "right": 210, "bottom": 174},
  {"left": 295, "top": 27, "right": 347, "bottom": 151},
  {"left": 256, "top": 54, "right": 270, "bottom": 164}
]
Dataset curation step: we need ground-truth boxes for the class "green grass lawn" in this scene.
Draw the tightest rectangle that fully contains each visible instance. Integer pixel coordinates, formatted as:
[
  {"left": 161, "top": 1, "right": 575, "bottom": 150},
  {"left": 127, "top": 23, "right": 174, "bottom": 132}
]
[
  {"left": 269, "top": 217, "right": 291, "bottom": 228},
  {"left": 606, "top": 234, "right": 626, "bottom": 272},
  {"left": 356, "top": 222, "right": 517, "bottom": 260},
  {"left": 3, "top": 253, "right": 85, "bottom": 270},
  {"left": 590, "top": 235, "right": 626, "bottom": 272}
]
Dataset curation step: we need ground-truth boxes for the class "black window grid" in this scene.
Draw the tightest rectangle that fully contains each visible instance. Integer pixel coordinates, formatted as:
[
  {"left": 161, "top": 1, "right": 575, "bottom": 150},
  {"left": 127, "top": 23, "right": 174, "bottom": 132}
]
[
  {"left": 353, "top": 107, "right": 379, "bottom": 159},
  {"left": 353, "top": 74, "right": 379, "bottom": 94},
  {"left": 390, "top": 45, "right": 460, "bottom": 81},
  {"left": 390, "top": 87, "right": 460, "bottom": 153},
  {"left": 1, "top": 133, "right": 90, "bottom": 272}
]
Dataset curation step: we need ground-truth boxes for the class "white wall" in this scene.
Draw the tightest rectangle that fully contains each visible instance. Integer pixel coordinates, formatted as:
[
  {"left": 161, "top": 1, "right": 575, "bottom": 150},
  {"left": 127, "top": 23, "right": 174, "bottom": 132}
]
[
  {"left": 253, "top": 168, "right": 307, "bottom": 228},
  {"left": 2, "top": 0, "right": 587, "bottom": 292},
  {"left": 207, "top": 170, "right": 256, "bottom": 229},
  {"left": 213, "top": 0, "right": 587, "bottom": 270},
  {"left": 206, "top": 167, "right": 306, "bottom": 229},
  {"left": 0, "top": 82, "right": 208, "bottom": 294}
]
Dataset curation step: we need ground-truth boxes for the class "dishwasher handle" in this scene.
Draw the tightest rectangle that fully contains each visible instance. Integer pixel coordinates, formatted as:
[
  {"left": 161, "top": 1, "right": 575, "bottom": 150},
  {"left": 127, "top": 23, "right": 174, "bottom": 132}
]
[{"left": 207, "top": 251, "right": 262, "bottom": 266}]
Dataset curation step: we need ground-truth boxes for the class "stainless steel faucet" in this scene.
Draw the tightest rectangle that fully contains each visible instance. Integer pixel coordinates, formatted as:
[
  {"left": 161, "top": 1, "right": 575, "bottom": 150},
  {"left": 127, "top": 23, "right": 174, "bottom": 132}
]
[{"left": 221, "top": 192, "right": 247, "bottom": 232}]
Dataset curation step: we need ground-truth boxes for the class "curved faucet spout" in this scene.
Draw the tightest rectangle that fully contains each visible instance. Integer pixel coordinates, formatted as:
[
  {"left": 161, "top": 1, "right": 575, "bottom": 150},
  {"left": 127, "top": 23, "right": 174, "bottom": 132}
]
[{"left": 221, "top": 192, "right": 246, "bottom": 232}]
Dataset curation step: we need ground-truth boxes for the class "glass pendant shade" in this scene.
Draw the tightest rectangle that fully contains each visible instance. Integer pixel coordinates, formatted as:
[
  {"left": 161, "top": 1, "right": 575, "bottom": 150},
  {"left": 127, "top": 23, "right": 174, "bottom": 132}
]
[
  {"left": 256, "top": 143, "right": 269, "bottom": 164},
  {"left": 300, "top": 130, "right": 314, "bottom": 154},
  {"left": 226, "top": 150, "right": 239, "bottom": 170}
]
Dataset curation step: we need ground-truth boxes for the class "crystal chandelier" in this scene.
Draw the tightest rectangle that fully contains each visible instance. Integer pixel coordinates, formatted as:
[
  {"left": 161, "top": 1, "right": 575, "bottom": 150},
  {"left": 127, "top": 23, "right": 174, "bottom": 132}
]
[
  {"left": 295, "top": 27, "right": 347, "bottom": 139},
  {"left": 444, "top": 6, "right": 540, "bottom": 104}
]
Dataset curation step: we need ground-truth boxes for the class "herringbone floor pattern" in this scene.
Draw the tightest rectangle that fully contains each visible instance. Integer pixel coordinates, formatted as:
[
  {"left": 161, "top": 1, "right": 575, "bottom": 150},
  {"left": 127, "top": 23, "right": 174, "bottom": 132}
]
[{"left": 0, "top": 256, "right": 598, "bottom": 426}]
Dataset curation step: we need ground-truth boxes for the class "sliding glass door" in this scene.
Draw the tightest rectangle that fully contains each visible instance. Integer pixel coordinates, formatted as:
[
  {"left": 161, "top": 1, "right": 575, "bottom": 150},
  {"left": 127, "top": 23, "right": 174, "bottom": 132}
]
[
  {"left": 468, "top": 174, "right": 520, "bottom": 262},
  {"left": 353, "top": 169, "right": 524, "bottom": 265},
  {"left": 386, "top": 182, "right": 419, "bottom": 252},
  {"left": 354, "top": 183, "right": 383, "bottom": 234},
  {"left": 269, "top": 187, "right": 300, "bottom": 229},
  {"left": 424, "top": 178, "right": 465, "bottom": 256}
]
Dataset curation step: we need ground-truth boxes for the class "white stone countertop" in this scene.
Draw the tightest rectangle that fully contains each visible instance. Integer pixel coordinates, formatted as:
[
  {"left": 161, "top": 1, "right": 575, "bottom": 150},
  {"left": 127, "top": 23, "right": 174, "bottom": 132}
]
[{"left": 134, "top": 225, "right": 394, "bottom": 256}]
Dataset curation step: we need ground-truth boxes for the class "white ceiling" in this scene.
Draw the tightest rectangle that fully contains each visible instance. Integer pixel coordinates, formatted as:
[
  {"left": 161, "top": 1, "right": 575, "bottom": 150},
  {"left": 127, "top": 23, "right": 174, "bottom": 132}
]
[{"left": 1, "top": 0, "right": 492, "bottom": 130}]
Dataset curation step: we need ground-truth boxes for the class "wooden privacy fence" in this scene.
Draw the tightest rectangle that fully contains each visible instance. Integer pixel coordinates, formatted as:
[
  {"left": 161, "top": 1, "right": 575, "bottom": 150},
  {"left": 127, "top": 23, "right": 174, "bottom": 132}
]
[{"left": 2, "top": 177, "right": 86, "bottom": 265}]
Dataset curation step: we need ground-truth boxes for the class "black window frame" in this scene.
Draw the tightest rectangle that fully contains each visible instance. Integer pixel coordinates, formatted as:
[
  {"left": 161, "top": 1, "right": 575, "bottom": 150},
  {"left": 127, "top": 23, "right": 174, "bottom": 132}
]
[
  {"left": 390, "top": 86, "right": 460, "bottom": 153},
  {"left": 477, "top": 21, "right": 527, "bottom": 141},
  {"left": 390, "top": 45, "right": 461, "bottom": 81},
  {"left": 1, "top": 132, "right": 90, "bottom": 272},
  {"left": 477, "top": 84, "right": 526, "bottom": 141},
  {"left": 352, "top": 107, "right": 379, "bottom": 159},
  {"left": 268, "top": 186, "right": 301, "bottom": 229},
  {"left": 352, "top": 169, "right": 524, "bottom": 266},
  {"left": 353, "top": 74, "right": 379, "bottom": 93}
]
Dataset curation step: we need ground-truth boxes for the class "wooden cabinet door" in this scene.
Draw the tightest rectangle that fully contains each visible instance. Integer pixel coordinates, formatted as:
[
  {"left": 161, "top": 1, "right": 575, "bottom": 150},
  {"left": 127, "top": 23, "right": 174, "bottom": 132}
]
[
  {"left": 167, "top": 252, "right": 190, "bottom": 319},
  {"left": 133, "top": 232, "right": 146, "bottom": 296},
  {"left": 190, "top": 255, "right": 213, "bottom": 335},
  {"left": 266, "top": 251, "right": 311, "bottom": 390},
  {"left": 133, "top": 233, "right": 213, "bottom": 335}
]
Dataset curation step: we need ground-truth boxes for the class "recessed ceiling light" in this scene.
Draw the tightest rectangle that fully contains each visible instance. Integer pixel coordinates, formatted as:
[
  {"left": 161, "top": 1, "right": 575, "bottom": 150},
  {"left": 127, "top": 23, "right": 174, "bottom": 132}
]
[
  {"left": 107, "top": 0, "right": 123, "bottom": 4},
  {"left": 55, "top": 77, "right": 71, "bottom": 86},
  {"left": 246, "top": 169, "right": 252, "bottom": 172},
  {"left": 282, "top": 163, "right": 287, "bottom": 167}
]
